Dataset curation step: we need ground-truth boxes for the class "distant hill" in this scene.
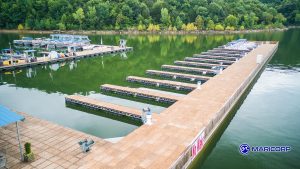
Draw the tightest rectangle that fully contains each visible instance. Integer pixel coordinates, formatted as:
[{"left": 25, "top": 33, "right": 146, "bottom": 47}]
[{"left": 0, "top": 0, "right": 299, "bottom": 31}]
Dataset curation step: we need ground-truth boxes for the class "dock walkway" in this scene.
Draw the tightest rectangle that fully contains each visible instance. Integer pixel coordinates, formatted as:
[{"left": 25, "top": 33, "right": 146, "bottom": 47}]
[
  {"left": 193, "top": 54, "right": 237, "bottom": 60},
  {"left": 174, "top": 61, "right": 228, "bottom": 68},
  {"left": 126, "top": 76, "right": 197, "bottom": 91},
  {"left": 185, "top": 57, "right": 235, "bottom": 65},
  {"left": 65, "top": 95, "right": 142, "bottom": 119},
  {"left": 162, "top": 65, "right": 219, "bottom": 75},
  {"left": 101, "top": 84, "right": 182, "bottom": 104},
  {"left": 146, "top": 70, "right": 211, "bottom": 82}
]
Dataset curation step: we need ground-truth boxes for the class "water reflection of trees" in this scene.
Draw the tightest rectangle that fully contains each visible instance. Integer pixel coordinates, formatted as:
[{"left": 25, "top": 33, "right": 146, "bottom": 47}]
[{"left": 2, "top": 29, "right": 295, "bottom": 95}]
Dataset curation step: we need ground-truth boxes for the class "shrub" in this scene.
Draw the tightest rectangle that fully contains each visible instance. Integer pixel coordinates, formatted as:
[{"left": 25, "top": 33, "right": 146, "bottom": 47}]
[
  {"left": 225, "top": 26, "right": 235, "bottom": 31},
  {"left": 18, "top": 24, "right": 24, "bottom": 30},
  {"left": 215, "top": 24, "right": 224, "bottom": 31}
]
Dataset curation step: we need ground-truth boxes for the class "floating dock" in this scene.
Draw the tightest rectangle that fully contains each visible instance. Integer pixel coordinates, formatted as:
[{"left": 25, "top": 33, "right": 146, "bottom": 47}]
[
  {"left": 0, "top": 45, "right": 133, "bottom": 72},
  {"left": 65, "top": 95, "right": 142, "bottom": 119},
  {"left": 162, "top": 65, "right": 219, "bottom": 75},
  {"left": 126, "top": 76, "right": 197, "bottom": 91},
  {"left": 146, "top": 70, "right": 211, "bottom": 82},
  {"left": 101, "top": 84, "right": 182, "bottom": 104},
  {"left": 201, "top": 51, "right": 241, "bottom": 57},
  {"left": 193, "top": 54, "right": 237, "bottom": 61},
  {"left": 174, "top": 61, "right": 228, "bottom": 69},
  {"left": 2, "top": 41, "right": 278, "bottom": 169},
  {"left": 185, "top": 57, "right": 235, "bottom": 65},
  {"left": 207, "top": 49, "right": 247, "bottom": 54}
]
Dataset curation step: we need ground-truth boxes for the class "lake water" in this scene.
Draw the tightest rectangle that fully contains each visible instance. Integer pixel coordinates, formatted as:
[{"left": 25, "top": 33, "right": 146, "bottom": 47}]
[{"left": 1, "top": 29, "right": 299, "bottom": 168}]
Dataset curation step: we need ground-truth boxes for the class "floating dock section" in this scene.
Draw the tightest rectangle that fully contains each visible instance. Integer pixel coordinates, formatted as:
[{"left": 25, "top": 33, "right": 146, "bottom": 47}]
[
  {"left": 126, "top": 76, "right": 197, "bottom": 91},
  {"left": 146, "top": 70, "right": 211, "bottom": 82},
  {"left": 174, "top": 61, "right": 228, "bottom": 69},
  {"left": 101, "top": 84, "right": 182, "bottom": 104},
  {"left": 193, "top": 54, "right": 237, "bottom": 61},
  {"left": 162, "top": 65, "right": 219, "bottom": 75},
  {"left": 185, "top": 57, "right": 236, "bottom": 65},
  {"left": 65, "top": 95, "right": 142, "bottom": 119}
]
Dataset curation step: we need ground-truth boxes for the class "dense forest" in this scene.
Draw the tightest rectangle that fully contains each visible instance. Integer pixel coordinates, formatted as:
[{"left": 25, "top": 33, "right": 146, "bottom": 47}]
[{"left": 0, "top": 0, "right": 299, "bottom": 31}]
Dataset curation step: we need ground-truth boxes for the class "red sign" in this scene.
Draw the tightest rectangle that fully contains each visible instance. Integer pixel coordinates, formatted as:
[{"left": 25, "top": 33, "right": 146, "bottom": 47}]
[{"left": 191, "top": 130, "right": 205, "bottom": 160}]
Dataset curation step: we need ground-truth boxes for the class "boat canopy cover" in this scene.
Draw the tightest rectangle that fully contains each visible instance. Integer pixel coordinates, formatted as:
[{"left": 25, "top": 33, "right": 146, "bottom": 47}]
[
  {"left": 0, "top": 105, "right": 25, "bottom": 127},
  {"left": 23, "top": 50, "right": 36, "bottom": 53}
]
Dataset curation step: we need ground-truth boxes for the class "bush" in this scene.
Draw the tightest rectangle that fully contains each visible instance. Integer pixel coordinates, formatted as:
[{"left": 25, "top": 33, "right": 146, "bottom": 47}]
[
  {"left": 137, "top": 24, "right": 145, "bottom": 31},
  {"left": 239, "top": 25, "right": 245, "bottom": 30},
  {"left": 181, "top": 24, "right": 186, "bottom": 30},
  {"left": 214, "top": 24, "right": 224, "bottom": 31},
  {"left": 186, "top": 23, "right": 197, "bottom": 31},
  {"left": 225, "top": 26, "right": 235, "bottom": 31},
  {"left": 147, "top": 24, "right": 160, "bottom": 32},
  {"left": 23, "top": 142, "right": 34, "bottom": 162},
  {"left": 17, "top": 24, "right": 24, "bottom": 30}
]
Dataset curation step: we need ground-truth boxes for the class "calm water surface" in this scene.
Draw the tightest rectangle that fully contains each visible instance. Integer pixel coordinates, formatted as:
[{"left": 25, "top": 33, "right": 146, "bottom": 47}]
[{"left": 0, "top": 29, "right": 299, "bottom": 168}]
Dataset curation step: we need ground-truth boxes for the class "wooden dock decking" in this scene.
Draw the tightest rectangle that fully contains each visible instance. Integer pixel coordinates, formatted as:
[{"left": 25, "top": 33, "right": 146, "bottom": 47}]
[
  {"left": 161, "top": 65, "right": 219, "bottom": 75},
  {"left": 65, "top": 95, "right": 142, "bottom": 119},
  {"left": 101, "top": 84, "right": 183, "bottom": 104},
  {"left": 174, "top": 61, "right": 228, "bottom": 68},
  {"left": 201, "top": 51, "right": 241, "bottom": 57},
  {"left": 185, "top": 57, "right": 236, "bottom": 64},
  {"left": 193, "top": 54, "right": 237, "bottom": 60},
  {"left": 0, "top": 41, "right": 278, "bottom": 169},
  {"left": 126, "top": 76, "right": 197, "bottom": 91},
  {"left": 0, "top": 45, "right": 133, "bottom": 72},
  {"left": 207, "top": 49, "right": 245, "bottom": 54},
  {"left": 146, "top": 70, "right": 211, "bottom": 82}
]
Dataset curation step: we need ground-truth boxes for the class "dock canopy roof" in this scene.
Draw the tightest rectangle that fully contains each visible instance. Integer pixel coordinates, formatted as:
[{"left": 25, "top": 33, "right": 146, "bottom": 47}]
[{"left": 0, "top": 105, "right": 25, "bottom": 127}]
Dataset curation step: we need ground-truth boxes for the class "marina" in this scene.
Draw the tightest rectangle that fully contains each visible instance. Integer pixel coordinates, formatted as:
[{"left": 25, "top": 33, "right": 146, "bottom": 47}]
[
  {"left": 0, "top": 39, "right": 279, "bottom": 168},
  {"left": 0, "top": 34, "right": 132, "bottom": 72}
]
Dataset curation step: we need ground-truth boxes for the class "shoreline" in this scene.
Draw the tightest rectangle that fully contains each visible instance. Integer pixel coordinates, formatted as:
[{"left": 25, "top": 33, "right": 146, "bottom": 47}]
[{"left": 0, "top": 27, "right": 290, "bottom": 35}]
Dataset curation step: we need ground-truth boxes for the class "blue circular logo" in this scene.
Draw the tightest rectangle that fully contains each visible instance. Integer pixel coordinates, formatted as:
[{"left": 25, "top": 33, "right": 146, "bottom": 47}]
[{"left": 239, "top": 143, "right": 250, "bottom": 155}]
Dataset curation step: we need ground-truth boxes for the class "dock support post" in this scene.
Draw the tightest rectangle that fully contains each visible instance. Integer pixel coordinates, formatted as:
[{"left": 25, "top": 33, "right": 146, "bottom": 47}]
[
  {"left": 197, "top": 81, "right": 202, "bottom": 89},
  {"left": 142, "top": 108, "right": 152, "bottom": 125},
  {"left": 219, "top": 68, "right": 223, "bottom": 74},
  {"left": 256, "top": 54, "right": 263, "bottom": 64},
  {"left": 16, "top": 122, "right": 23, "bottom": 161}
]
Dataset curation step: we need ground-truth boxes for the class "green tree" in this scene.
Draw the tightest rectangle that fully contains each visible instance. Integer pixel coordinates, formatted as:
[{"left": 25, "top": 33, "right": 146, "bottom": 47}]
[
  {"left": 207, "top": 19, "right": 215, "bottom": 30},
  {"left": 195, "top": 15, "right": 204, "bottom": 30},
  {"left": 262, "top": 12, "right": 273, "bottom": 25},
  {"left": 73, "top": 8, "right": 85, "bottom": 30},
  {"left": 160, "top": 8, "right": 171, "bottom": 27},
  {"left": 225, "top": 15, "right": 239, "bottom": 28},
  {"left": 296, "top": 14, "right": 300, "bottom": 23},
  {"left": 57, "top": 22, "right": 66, "bottom": 30},
  {"left": 86, "top": 6, "right": 97, "bottom": 29},
  {"left": 18, "top": 24, "right": 24, "bottom": 30},
  {"left": 215, "top": 24, "right": 224, "bottom": 31},
  {"left": 175, "top": 16, "right": 183, "bottom": 30}
]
